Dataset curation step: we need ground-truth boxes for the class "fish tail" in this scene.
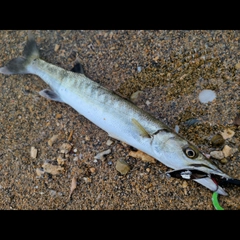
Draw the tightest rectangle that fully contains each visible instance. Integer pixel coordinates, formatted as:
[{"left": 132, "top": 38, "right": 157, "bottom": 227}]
[{"left": 0, "top": 31, "right": 40, "bottom": 75}]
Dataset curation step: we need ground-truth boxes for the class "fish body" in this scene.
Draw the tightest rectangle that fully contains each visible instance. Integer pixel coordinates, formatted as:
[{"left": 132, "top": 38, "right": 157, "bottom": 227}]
[{"left": 0, "top": 32, "right": 236, "bottom": 195}]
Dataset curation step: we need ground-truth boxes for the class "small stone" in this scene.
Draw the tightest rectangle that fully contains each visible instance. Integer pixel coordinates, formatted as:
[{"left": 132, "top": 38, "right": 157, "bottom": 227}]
[
  {"left": 85, "top": 135, "right": 90, "bottom": 141},
  {"left": 48, "top": 134, "right": 59, "bottom": 146},
  {"left": 220, "top": 128, "right": 235, "bottom": 140},
  {"left": 130, "top": 91, "right": 143, "bottom": 103},
  {"left": 222, "top": 145, "right": 232, "bottom": 158},
  {"left": 36, "top": 168, "right": 44, "bottom": 176},
  {"left": 210, "top": 151, "right": 224, "bottom": 160},
  {"left": 89, "top": 167, "right": 96, "bottom": 173},
  {"left": 57, "top": 155, "right": 66, "bottom": 165},
  {"left": 115, "top": 158, "right": 130, "bottom": 175},
  {"left": 182, "top": 181, "right": 188, "bottom": 188},
  {"left": 54, "top": 44, "right": 60, "bottom": 52},
  {"left": 94, "top": 149, "right": 111, "bottom": 160},
  {"left": 174, "top": 125, "right": 180, "bottom": 133},
  {"left": 106, "top": 139, "right": 113, "bottom": 146},
  {"left": 30, "top": 146, "right": 38, "bottom": 158},
  {"left": 73, "top": 148, "right": 77, "bottom": 153},
  {"left": 56, "top": 113, "right": 62, "bottom": 119},
  {"left": 49, "top": 190, "right": 56, "bottom": 197},
  {"left": 42, "top": 161, "right": 64, "bottom": 175},
  {"left": 235, "top": 62, "right": 240, "bottom": 70},
  {"left": 83, "top": 177, "right": 92, "bottom": 183},
  {"left": 146, "top": 100, "right": 151, "bottom": 106},
  {"left": 222, "top": 145, "right": 238, "bottom": 158},
  {"left": 211, "top": 134, "right": 225, "bottom": 147},
  {"left": 137, "top": 66, "right": 142, "bottom": 72},
  {"left": 220, "top": 158, "right": 228, "bottom": 164},
  {"left": 73, "top": 156, "right": 79, "bottom": 161},
  {"left": 146, "top": 168, "right": 150, "bottom": 173},
  {"left": 60, "top": 143, "right": 72, "bottom": 154},
  {"left": 129, "top": 150, "right": 156, "bottom": 163}
]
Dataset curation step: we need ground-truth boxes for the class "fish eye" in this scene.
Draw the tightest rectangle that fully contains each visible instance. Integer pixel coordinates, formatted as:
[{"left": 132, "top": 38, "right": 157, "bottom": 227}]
[{"left": 184, "top": 147, "right": 198, "bottom": 158}]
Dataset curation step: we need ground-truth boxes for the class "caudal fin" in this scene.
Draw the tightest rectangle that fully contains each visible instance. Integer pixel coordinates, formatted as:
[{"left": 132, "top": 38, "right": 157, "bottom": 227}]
[{"left": 0, "top": 31, "right": 40, "bottom": 75}]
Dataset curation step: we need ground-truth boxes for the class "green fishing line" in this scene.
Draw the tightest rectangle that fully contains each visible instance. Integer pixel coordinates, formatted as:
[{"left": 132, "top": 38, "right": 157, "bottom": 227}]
[{"left": 212, "top": 192, "right": 224, "bottom": 210}]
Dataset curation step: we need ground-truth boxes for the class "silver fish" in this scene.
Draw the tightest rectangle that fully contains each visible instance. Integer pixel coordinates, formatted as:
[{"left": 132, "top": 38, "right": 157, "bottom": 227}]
[{"left": 0, "top": 31, "right": 235, "bottom": 195}]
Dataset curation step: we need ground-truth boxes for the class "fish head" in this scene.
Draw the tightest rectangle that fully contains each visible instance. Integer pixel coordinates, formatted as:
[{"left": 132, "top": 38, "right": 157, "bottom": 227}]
[{"left": 151, "top": 130, "right": 231, "bottom": 195}]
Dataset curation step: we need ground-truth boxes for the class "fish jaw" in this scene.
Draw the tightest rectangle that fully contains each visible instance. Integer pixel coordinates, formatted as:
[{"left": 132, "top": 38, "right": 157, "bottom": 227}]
[{"left": 194, "top": 178, "right": 228, "bottom": 196}]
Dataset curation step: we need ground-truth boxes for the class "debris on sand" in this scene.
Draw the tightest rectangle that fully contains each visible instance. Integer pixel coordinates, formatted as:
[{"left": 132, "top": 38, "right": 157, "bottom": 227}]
[
  {"left": 69, "top": 177, "right": 77, "bottom": 199},
  {"left": 42, "top": 161, "right": 64, "bottom": 175},
  {"left": 60, "top": 143, "right": 72, "bottom": 154},
  {"left": 116, "top": 158, "right": 130, "bottom": 175},
  {"left": 30, "top": 146, "right": 38, "bottom": 158},
  {"left": 129, "top": 150, "right": 156, "bottom": 163},
  {"left": 220, "top": 128, "right": 235, "bottom": 140},
  {"left": 210, "top": 151, "right": 224, "bottom": 160},
  {"left": 94, "top": 149, "right": 111, "bottom": 160},
  {"left": 48, "top": 134, "right": 59, "bottom": 147}
]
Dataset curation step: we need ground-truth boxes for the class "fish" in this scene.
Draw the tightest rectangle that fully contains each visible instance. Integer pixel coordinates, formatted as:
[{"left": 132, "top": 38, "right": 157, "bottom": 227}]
[{"left": 0, "top": 31, "right": 237, "bottom": 195}]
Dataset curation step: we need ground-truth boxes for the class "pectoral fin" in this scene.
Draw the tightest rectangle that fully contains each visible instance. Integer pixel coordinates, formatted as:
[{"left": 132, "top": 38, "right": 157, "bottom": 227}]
[
  {"left": 39, "top": 89, "right": 63, "bottom": 102},
  {"left": 131, "top": 118, "right": 151, "bottom": 138}
]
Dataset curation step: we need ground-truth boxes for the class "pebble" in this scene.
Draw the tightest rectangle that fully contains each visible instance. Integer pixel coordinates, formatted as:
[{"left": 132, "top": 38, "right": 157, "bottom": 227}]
[
  {"left": 198, "top": 89, "right": 216, "bottom": 103},
  {"left": 182, "top": 181, "right": 188, "bottom": 188},
  {"left": 222, "top": 145, "right": 238, "bottom": 158},
  {"left": 130, "top": 91, "right": 143, "bottom": 103},
  {"left": 94, "top": 149, "right": 111, "bottom": 160},
  {"left": 89, "top": 167, "right": 96, "bottom": 173},
  {"left": 146, "top": 100, "right": 151, "bottom": 106},
  {"left": 210, "top": 151, "right": 224, "bottom": 160},
  {"left": 137, "top": 66, "right": 142, "bottom": 72},
  {"left": 211, "top": 134, "right": 225, "bottom": 147},
  {"left": 129, "top": 150, "right": 156, "bottom": 163},
  {"left": 48, "top": 134, "right": 59, "bottom": 147},
  {"left": 42, "top": 161, "right": 64, "bottom": 175},
  {"left": 174, "top": 125, "right": 180, "bottom": 133},
  {"left": 83, "top": 177, "right": 92, "bottom": 183},
  {"left": 49, "top": 190, "right": 56, "bottom": 197},
  {"left": 115, "top": 158, "right": 130, "bottom": 175},
  {"left": 30, "top": 146, "right": 38, "bottom": 158},
  {"left": 57, "top": 155, "right": 66, "bottom": 165},
  {"left": 55, "top": 113, "right": 62, "bottom": 119},
  {"left": 60, "top": 143, "right": 72, "bottom": 154},
  {"left": 106, "top": 139, "right": 113, "bottom": 146},
  {"left": 220, "top": 158, "right": 228, "bottom": 164},
  {"left": 73, "top": 156, "right": 79, "bottom": 161},
  {"left": 235, "top": 62, "right": 240, "bottom": 69},
  {"left": 36, "top": 168, "right": 44, "bottom": 176},
  {"left": 54, "top": 44, "right": 60, "bottom": 52},
  {"left": 73, "top": 148, "right": 77, "bottom": 153},
  {"left": 220, "top": 128, "right": 235, "bottom": 140}
]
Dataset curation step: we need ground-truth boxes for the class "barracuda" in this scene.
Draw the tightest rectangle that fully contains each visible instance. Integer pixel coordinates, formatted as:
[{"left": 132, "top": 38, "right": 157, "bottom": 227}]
[{"left": 0, "top": 31, "right": 237, "bottom": 195}]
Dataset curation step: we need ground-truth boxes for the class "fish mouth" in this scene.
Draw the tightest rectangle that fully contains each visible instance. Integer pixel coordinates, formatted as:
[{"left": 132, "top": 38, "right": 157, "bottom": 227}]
[
  {"left": 166, "top": 165, "right": 234, "bottom": 196},
  {"left": 166, "top": 165, "right": 230, "bottom": 181}
]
